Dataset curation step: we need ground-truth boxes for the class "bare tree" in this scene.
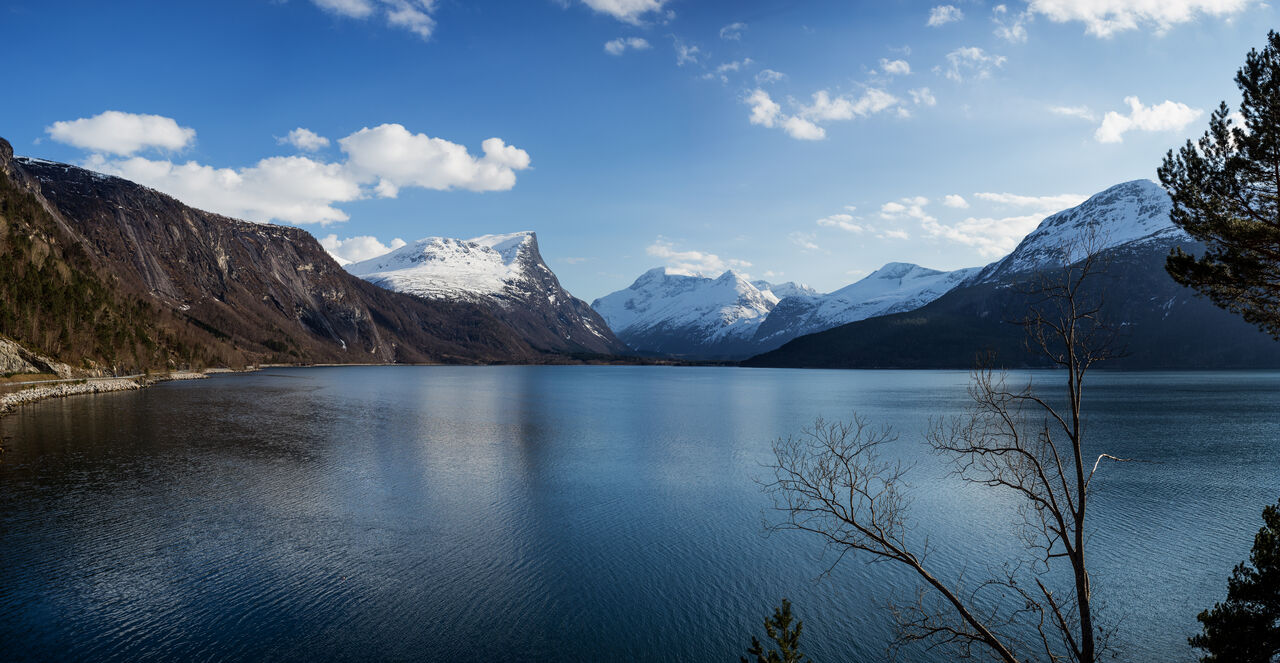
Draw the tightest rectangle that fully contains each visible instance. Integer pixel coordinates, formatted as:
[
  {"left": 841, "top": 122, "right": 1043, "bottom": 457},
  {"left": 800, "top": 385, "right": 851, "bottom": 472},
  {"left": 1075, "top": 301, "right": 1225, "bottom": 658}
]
[{"left": 764, "top": 235, "right": 1128, "bottom": 663}]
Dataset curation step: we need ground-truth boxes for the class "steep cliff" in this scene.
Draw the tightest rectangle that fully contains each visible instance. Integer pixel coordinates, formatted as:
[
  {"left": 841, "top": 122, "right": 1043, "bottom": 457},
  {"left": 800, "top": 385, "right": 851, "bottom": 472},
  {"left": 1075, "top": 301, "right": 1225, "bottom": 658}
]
[{"left": 0, "top": 138, "right": 539, "bottom": 371}]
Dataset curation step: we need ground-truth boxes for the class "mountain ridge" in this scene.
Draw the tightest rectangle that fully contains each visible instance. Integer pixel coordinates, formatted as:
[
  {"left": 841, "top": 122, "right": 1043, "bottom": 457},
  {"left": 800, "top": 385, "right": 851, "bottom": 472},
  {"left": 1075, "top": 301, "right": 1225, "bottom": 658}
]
[
  {"left": 346, "top": 230, "right": 628, "bottom": 355},
  {"left": 745, "top": 180, "right": 1280, "bottom": 369},
  {"left": 0, "top": 138, "right": 552, "bottom": 372}
]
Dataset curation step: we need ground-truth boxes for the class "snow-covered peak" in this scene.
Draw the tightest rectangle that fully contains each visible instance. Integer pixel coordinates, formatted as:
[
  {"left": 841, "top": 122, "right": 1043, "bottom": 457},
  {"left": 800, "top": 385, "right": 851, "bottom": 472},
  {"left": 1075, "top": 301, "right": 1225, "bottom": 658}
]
[
  {"left": 592, "top": 267, "right": 778, "bottom": 342},
  {"left": 978, "top": 179, "right": 1179, "bottom": 282},
  {"left": 469, "top": 231, "right": 536, "bottom": 264},
  {"left": 752, "top": 280, "right": 820, "bottom": 301},
  {"left": 346, "top": 232, "right": 539, "bottom": 299}
]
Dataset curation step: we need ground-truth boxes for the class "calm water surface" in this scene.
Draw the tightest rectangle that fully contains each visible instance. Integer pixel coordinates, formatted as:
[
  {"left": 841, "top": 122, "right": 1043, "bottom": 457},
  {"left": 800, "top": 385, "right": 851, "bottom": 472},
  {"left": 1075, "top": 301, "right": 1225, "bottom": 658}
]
[{"left": 1, "top": 367, "right": 1277, "bottom": 662}]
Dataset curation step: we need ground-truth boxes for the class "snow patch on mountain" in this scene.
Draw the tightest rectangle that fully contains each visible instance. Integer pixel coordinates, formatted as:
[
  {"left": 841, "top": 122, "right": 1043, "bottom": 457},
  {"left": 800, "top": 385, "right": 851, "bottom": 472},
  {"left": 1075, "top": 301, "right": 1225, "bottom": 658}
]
[
  {"left": 345, "top": 231, "right": 536, "bottom": 301},
  {"left": 592, "top": 268, "right": 778, "bottom": 347},
  {"left": 346, "top": 230, "right": 629, "bottom": 354},
  {"left": 753, "top": 263, "right": 980, "bottom": 346},
  {"left": 976, "top": 179, "right": 1181, "bottom": 282}
]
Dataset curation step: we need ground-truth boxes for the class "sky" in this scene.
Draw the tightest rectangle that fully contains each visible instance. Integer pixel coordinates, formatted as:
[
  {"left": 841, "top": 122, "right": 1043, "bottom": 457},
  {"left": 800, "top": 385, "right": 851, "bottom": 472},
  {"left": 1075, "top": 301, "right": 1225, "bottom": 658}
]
[{"left": 1, "top": 0, "right": 1272, "bottom": 301}]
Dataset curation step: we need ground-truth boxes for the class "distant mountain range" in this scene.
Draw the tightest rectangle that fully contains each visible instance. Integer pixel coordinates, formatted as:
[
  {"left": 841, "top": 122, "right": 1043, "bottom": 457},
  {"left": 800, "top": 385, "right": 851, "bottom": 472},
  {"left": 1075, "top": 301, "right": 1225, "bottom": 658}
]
[
  {"left": 591, "top": 263, "right": 978, "bottom": 359},
  {"left": 597, "top": 179, "right": 1280, "bottom": 368},
  {"left": 746, "top": 180, "right": 1280, "bottom": 369},
  {"left": 345, "top": 232, "right": 627, "bottom": 355}
]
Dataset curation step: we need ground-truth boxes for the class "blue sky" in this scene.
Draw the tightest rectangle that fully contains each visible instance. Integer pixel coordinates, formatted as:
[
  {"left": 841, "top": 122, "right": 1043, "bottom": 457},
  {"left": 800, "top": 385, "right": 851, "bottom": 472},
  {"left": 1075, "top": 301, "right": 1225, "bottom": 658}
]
[{"left": 2, "top": 0, "right": 1271, "bottom": 300}]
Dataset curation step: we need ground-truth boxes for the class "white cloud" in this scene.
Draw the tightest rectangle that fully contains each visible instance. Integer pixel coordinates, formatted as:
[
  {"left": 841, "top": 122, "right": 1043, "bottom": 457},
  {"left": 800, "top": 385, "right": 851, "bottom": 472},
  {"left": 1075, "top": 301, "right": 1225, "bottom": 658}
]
[
  {"left": 872, "top": 190, "right": 1087, "bottom": 258},
  {"left": 384, "top": 0, "right": 437, "bottom": 38},
  {"left": 279, "top": 127, "right": 331, "bottom": 152},
  {"left": 1048, "top": 105, "right": 1096, "bottom": 121},
  {"left": 923, "top": 213, "right": 1043, "bottom": 257},
  {"left": 46, "top": 111, "right": 195, "bottom": 156},
  {"left": 1094, "top": 96, "right": 1203, "bottom": 143},
  {"left": 674, "top": 39, "right": 700, "bottom": 66},
  {"left": 992, "top": 4, "right": 1031, "bottom": 43},
  {"left": 1027, "top": 0, "right": 1253, "bottom": 38},
  {"left": 310, "top": 0, "right": 438, "bottom": 40},
  {"left": 973, "top": 192, "right": 1087, "bottom": 210},
  {"left": 943, "top": 194, "right": 969, "bottom": 208},
  {"left": 816, "top": 213, "right": 867, "bottom": 233},
  {"left": 747, "top": 89, "right": 784, "bottom": 128},
  {"left": 880, "top": 58, "right": 911, "bottom": 76},
  {"left": 789, "top": 231, "right": 821, "bottom": 251},
  {"left": 67, "top": 116, "right": 530, "bottom": 225},
  {"left": 755, "top": 69, "right": 786, "bottom": 85},
  {"left": 704, "top": 58, "right": 754, "bottom": 83},
  {"left": 782, "top": 116, "right": 826, "bottom": 141},
  {"left": 909, "top": 87, "right": 937, "bottom": 106},
  {"left": 339, "top": 123, "right": 531, "bottom": 195},
  {"left": 319, "top": 234, "right": 407, "bottom": 264},
  {"left": 312, "top": 0, "right": 375, "bottom": 18},
  {"left": 720, "top": 21, "right": 747, "bottom": 40},
  {"left": 927, "top": 5, "right": 964, "bottom": 26},
  {"left": 86, "top": 153, "right": 362, "bottom": 225},
  {"left": 745, "top": 87, "right": 901, "bottom": 141},
  {"left": 581, "top": 0, "right": 672, "bottom": 24},
  {"left": 604, "top": 36, "right": 651, "bottom": 55},
  {"left": 940, "top": 47, "right": 1006, "bottom": 82},
  {"left": 798, "top": 89, "right": 901, "bottom": 121},
  {"left": 879, "top": 196, "right": 930, "bottom": 220},
  {"left": 646, "top": 238, "right": 750, "bottom": 276}
]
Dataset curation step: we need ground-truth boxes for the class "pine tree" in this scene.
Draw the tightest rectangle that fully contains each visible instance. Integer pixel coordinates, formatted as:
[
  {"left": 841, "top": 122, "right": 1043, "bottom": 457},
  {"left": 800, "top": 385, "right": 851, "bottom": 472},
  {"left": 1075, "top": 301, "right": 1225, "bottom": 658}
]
[
  {"left": 1159, "top": 31, "right": 1280, "bottom": 337},
  {"left": 741, "top": 598, "right": 807, "bottom": 663},
  {"left": 1189, "top": 499, "right": 1280, "bottom": 662}
]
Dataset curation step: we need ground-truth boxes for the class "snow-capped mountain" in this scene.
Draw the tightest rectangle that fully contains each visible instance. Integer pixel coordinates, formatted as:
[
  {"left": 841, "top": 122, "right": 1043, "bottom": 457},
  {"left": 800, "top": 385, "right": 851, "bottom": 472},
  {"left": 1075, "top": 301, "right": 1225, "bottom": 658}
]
[
  {"left": 752, "top": 280, "right": 819, "bottom": 301},
  {"left": 592, "top": 263, "right": 977, "bottom": 359},
  {"left": 975, "top": 179, "right": 1181, "bottom": 283},
  {"left": 753, "top": 263, "right": 981, "bottom": 348},
  {"left": 596, "top": 180, "right": 1187, "bottom": 361},
  {"left": 744, "top": 179, "right": 1280, "bottom": 369},
  {"left": 591, "top": 268, "right": 779, "bottom": 358},
  {"left": 347, "top": 231, "right": 628, "bottom": 355}
]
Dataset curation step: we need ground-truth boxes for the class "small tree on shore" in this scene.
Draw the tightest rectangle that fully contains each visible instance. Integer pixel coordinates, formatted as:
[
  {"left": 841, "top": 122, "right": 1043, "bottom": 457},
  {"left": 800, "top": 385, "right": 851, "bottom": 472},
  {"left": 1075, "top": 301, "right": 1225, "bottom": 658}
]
[
  {"left": 1190, "top": 499, "right": 1280, "bottom": 662},
  {"left": 742, "top": 598, "right": 808, "bottom": 663},
  {"left": 764, "top": 237, "right": 1125, "bottom": 662}
]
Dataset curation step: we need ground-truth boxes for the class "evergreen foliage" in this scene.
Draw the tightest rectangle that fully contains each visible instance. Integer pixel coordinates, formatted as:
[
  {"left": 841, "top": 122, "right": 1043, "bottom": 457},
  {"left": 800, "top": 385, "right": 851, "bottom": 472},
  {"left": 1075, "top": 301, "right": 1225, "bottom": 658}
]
[
  {"left": 742, "top": 599, "right": 807, "bottom": 663},
  {"left": 1190, "top": 499, "right": 1280, "bottom": 662},
  {"left": 1160, "top": 30, "right": 1280, "bottom": 338},
  {"left": 0, "top": 164, "right": 192, "bottom": 370}
]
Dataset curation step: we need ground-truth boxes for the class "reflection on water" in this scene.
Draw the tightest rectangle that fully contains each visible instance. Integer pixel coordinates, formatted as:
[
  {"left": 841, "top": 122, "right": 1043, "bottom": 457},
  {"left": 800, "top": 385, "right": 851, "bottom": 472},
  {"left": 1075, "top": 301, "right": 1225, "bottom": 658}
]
[{"left": 1, "top": 366, "right": 1276, "bottom": 662}]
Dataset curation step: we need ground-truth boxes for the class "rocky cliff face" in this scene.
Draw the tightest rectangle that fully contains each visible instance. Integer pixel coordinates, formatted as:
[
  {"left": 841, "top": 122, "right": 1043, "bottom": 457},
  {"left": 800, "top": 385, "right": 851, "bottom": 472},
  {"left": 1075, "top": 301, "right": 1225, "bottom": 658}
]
[
  {"left": 0, "top": 138, "right": 540, "bottom": 370},
  {"left": 346, "top": 232, "right": 628, "bottom": 355}
]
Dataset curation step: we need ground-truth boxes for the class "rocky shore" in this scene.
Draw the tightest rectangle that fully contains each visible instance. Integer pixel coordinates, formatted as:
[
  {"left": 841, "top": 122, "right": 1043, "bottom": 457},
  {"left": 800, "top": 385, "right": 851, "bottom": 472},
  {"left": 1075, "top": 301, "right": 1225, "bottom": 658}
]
[{"left": 0, "top": 372, "right": 210, "bottom": 417}]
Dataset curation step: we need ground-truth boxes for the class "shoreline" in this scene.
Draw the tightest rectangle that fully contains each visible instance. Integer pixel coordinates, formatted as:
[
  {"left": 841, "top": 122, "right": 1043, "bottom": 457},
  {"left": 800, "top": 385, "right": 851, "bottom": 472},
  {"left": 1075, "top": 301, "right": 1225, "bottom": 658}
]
[{"left": 0, "top": 370, "right": 232, "bottom": 419}]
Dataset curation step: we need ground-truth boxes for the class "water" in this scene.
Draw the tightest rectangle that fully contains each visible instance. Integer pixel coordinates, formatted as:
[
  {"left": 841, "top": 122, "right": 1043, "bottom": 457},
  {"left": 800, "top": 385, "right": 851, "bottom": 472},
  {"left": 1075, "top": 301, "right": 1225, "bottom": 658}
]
[{"left": 1, "top": 366, "right": 1276, "bottom": 662}]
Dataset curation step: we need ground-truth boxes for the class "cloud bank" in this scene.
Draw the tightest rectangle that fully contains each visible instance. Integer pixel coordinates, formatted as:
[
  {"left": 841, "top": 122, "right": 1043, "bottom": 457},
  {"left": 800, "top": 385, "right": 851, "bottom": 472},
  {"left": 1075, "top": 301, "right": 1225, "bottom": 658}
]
[{"left": 49, "top": 112, "right": 530, "bottom": 225}]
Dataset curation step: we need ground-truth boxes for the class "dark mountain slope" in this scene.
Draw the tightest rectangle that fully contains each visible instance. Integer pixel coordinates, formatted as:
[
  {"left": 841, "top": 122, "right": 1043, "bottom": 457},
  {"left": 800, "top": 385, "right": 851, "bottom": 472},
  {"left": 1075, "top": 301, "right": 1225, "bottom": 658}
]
[
  {"left": 0, "top": 138, "right": 539, "bottom": 372},
  {"left": 744, "top": 239, "right": 1280, "bottom": 369}
]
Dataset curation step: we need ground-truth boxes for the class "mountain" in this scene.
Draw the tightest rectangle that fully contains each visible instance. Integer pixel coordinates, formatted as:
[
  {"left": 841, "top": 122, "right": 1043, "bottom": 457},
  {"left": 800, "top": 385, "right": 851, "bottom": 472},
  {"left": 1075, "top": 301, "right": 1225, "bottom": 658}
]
[
  {"left": 746, "top": 179, "right": 1280, "bottom": 369},
  {"left": 973, "top": 179, "right": 1182, "bottom": 283},
  {"left": 752, "top": 263, "right": 982, "bottom": 350},
  {"left": 0, "top": 138, "right": 542, "bottom": 373},
  {"left": 593, "top": 262, "right": 979, "bottom": 359},
  {"left": 345, "top": 232, "right": 627, "bottom": 355},
  {"left": 752, "top": 280, "right": 819, "bottom": 301},
  {"left": 591, "top": 268, "right": 779, "bottom": 358}
]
